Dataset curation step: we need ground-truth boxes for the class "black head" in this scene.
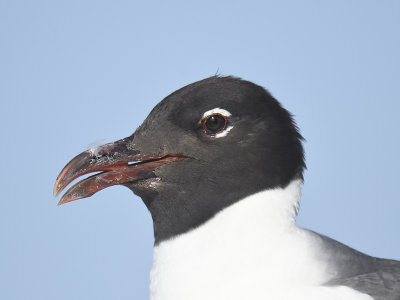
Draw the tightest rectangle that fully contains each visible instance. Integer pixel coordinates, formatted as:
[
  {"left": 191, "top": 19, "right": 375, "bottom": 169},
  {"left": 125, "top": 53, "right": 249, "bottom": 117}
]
[{"left": 128, "top": 76, "right": 305, "bottom": 242}]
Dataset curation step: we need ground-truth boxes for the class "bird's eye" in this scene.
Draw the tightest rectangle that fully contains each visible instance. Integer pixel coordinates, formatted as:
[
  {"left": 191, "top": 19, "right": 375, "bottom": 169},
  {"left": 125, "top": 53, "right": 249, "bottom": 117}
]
[{"left": 203, "top": 114, "right": 227, "bottom": 134}]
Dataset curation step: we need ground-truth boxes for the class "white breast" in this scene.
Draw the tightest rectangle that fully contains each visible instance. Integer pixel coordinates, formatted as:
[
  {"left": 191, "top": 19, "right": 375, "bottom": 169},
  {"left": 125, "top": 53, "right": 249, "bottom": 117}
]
[{"left": 149, "top": 180, "right": 373, "bottom": 300}]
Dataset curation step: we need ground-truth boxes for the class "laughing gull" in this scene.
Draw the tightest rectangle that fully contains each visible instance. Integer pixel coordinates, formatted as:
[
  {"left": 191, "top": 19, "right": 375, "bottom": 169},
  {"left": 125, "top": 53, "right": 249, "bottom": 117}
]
[{"left": 54, "top": 76, "right": 400, "bottom": 300}]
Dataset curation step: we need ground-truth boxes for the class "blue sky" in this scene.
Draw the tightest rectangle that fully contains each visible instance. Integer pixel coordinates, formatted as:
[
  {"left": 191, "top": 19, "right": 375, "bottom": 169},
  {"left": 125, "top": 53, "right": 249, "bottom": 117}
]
[{"left": 1, "top": 1, "right": 399, "bottom": 299}]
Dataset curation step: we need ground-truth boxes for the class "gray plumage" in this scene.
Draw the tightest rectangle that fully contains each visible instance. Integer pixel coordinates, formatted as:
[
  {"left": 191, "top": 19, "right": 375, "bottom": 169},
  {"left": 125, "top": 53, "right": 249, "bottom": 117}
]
[{"left": 313, "top": 231, "right": 400, "bottom": 299}]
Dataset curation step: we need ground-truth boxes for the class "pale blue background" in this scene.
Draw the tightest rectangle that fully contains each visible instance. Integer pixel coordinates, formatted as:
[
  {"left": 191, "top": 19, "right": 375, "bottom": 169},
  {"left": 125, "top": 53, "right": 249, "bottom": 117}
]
[{"left": 1, "top": 1, "right": 399, "bottom": 299}]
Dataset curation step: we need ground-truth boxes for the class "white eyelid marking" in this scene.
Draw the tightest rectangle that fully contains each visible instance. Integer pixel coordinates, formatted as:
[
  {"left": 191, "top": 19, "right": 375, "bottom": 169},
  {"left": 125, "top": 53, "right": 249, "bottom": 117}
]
[
  {"left": 202, "top": 108, "right": 232, "bottom": 119},
  {"left": 201, "top": 107, "right": 234, "bottom": 138},
  {"left": 215, "top": 125, "right": 233, "bottom": 138}
]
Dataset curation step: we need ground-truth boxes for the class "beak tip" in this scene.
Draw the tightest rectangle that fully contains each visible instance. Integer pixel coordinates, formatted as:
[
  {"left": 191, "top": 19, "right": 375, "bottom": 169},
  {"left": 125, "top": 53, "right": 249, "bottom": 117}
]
[
  {"left": 57, "top": 197, "right": 67, "bottom": 206},
  {"left": 57, "top": 193, "right": 80, "bottom": 206},
  {"left": 53, "top": 184, "right": 60, "bottom": 197}
]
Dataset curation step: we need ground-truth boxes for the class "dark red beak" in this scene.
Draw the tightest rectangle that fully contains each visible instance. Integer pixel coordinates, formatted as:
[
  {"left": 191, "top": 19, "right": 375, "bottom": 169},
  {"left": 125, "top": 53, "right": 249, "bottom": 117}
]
[{"left": 53, "top": 136, "right": 187, "bottom": 205}]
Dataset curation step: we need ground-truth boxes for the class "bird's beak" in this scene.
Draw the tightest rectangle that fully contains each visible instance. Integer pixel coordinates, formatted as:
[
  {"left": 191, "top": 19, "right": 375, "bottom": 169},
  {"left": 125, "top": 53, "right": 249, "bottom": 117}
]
[{"left": 53, "top": 135, "right": 187, "bottom": 205}]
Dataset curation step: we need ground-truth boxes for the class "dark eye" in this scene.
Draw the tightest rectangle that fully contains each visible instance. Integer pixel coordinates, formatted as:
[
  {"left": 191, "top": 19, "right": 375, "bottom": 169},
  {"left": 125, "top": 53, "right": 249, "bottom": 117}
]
[{"left": 203, "top": 114, "right": 227, "bottom": 134}]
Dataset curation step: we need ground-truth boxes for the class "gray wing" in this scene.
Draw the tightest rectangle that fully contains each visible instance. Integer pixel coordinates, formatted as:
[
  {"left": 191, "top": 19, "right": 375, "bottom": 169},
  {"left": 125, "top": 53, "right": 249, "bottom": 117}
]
[
  {"left": 327, "top": 266, "right": 400, "bottom": 300},
  {"left": 310, "top": 231, "right": 400, "bottom": 300}
]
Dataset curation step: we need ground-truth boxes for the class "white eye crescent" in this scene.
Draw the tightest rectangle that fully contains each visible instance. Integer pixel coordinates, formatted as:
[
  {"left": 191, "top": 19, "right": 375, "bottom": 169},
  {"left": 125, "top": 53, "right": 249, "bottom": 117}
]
[{"left": 201, "top": 108, "right": 234, "bottom": 138}]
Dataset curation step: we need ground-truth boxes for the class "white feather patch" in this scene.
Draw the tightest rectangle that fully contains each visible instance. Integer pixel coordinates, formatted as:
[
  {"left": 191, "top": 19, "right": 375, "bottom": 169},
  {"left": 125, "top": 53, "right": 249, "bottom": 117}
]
[{"left": 149, "top": 180, "right": 373, "bottom": 300}]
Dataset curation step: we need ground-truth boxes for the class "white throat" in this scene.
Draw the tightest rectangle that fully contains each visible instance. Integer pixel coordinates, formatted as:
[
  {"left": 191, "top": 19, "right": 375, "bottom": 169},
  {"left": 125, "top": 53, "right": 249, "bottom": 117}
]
[{"left": 149, "top": 179, "right": 372, "bottom": 300}]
